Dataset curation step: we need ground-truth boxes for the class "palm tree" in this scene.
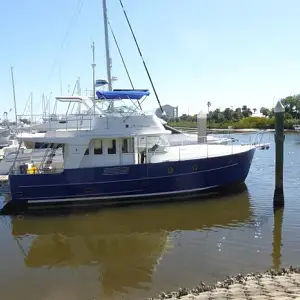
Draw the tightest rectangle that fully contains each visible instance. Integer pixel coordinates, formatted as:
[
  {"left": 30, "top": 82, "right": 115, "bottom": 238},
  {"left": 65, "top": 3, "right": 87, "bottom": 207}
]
[
  {"left": 207, "top": 101, "right": 211, "bottom": 128},
  {"left": 207, "top": 101, "right": 211, "bottom": 113}
]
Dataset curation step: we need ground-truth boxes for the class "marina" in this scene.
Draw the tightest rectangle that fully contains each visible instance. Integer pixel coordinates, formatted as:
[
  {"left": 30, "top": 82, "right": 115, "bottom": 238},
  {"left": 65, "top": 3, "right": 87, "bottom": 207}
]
[{"left": 1, "top": 0, "right": 300, "bottom": 299}]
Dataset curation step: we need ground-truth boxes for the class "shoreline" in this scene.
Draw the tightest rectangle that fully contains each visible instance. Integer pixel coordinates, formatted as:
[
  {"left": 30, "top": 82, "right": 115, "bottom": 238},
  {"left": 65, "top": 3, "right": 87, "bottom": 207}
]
[
  {"left": 149, "top": 267, "right": 300, "bottom": 299},
  {"left": 172, "top": 127, "right": 298, "bottom": 134},
  {"left": 208, "top": 128, "right": 297, "bottom": 133}
]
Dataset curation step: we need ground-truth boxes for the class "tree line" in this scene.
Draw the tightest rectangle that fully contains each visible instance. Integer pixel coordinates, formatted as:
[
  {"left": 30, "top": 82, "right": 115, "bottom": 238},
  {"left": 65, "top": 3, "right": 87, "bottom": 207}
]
[{"left": 168, "top": 94, "right": 300, "bottom": 129}]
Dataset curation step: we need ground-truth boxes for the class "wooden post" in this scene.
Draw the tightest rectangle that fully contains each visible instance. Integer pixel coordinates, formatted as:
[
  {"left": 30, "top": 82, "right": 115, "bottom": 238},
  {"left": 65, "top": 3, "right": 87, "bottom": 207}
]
[
  {"left": 272, "top": 207, "right": 283, "bottom": 270},
  {"left": 197, "top": 111, "right": 207, "bottom": 144},
  {"left": 273, "top": 100, "right": 285, "bottom": 208}
]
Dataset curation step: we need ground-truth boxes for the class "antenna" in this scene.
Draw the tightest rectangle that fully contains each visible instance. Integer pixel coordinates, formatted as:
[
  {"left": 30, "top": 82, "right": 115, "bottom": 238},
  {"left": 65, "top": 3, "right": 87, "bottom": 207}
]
[
  {"left": 91, "top": 41, "right": 96, "bottom": 116},
  {"left": 10, "top": 66, "right": 18, "bottom": 125}
]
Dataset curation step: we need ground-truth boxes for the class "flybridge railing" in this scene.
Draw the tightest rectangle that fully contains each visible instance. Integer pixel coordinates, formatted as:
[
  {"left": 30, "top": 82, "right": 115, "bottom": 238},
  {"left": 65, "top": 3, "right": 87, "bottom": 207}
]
[
  {"left": 16, "top": 101, "right": 146, "bottom": 133},
  {"left": 16, "top": 113, "right": 98, "bottom": 132}
]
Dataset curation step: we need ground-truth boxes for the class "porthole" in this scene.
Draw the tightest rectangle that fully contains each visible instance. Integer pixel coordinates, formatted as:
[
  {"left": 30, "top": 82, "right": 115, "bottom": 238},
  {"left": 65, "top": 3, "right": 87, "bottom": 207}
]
[
  {"left": 192, "top": 164, "right": 198, "bottom": 171},
  {"left": 168, "top": 167, "right": 174, "bottom": 174}
]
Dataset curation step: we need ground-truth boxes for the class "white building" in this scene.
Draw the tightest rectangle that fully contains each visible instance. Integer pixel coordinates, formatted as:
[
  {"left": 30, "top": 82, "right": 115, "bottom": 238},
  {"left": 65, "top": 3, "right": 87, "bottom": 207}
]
[
  {"left": 155, "top": 104, "right": 179, "bottom": 120},
  {"left": 251, "top": 112, "right": 264, "bottom": 118}
]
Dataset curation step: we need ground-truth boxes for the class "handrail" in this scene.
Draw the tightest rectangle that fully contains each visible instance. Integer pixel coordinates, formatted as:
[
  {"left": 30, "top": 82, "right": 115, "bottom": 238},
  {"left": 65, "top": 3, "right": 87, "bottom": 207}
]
[{"left": 8, "top": 142, "right": 23, "bottom": 174}]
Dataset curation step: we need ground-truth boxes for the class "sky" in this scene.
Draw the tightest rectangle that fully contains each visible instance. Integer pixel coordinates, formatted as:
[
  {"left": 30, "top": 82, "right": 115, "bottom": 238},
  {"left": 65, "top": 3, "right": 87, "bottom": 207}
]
[{"left": 1, "top": 0, "right": 300, "bottom": 120}]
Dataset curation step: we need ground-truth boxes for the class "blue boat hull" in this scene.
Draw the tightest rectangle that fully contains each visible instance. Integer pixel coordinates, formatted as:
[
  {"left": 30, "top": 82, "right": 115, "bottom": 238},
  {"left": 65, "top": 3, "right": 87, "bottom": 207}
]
[{"left": 8, "top": 148, "right": 255, "bottom": 207}]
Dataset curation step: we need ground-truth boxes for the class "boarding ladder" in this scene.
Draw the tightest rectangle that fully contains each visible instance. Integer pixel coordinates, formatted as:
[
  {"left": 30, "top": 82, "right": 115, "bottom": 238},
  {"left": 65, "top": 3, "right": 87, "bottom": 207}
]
[
  {"left": 9, "top": 142, "right": 22, "bottom": 174},
  {"left": 39, "top": 144, "right": 58, "bottom": 171}
]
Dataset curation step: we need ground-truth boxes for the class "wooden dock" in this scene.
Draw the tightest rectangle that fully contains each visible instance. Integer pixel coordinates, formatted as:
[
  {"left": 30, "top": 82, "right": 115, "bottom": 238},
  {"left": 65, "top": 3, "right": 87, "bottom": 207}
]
[{"left": 151, "top": 267, "right": 300, "bottom": 299}]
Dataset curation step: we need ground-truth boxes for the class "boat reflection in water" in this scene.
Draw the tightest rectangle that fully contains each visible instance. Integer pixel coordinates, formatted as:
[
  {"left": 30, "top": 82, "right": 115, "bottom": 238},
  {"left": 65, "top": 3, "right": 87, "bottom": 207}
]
[{"left": 10, "top": 184, "right": 253, "bottom": 300}]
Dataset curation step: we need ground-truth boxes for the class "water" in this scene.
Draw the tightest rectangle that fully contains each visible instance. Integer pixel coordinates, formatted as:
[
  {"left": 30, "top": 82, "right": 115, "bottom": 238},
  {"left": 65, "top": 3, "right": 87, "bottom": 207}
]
[{"left": 0, "top": 132, "right": 299, "bottom": 300}]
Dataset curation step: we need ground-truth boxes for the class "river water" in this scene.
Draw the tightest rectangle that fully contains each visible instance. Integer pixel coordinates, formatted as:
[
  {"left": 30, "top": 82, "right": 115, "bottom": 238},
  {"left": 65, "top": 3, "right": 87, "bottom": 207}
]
[{"left": 0, "top": 132, "right": 299, "bottom": 300}]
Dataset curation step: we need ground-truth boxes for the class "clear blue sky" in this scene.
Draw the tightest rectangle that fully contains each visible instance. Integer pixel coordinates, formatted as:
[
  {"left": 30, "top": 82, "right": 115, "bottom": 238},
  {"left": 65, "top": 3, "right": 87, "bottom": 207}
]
[{"left": 1, "top": 0, "right": 300, "bottom": 119}]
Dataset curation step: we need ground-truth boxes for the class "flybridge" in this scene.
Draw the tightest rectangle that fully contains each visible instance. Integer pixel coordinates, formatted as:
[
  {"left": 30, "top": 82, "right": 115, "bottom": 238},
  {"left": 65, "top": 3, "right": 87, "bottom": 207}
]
[{"left": 96, "top": 89, "right": 150, "bottom": 100}]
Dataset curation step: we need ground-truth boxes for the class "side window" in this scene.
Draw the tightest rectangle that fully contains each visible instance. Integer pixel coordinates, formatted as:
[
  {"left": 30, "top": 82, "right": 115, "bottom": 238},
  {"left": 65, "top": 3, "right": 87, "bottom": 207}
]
[
  {"left": 84, "top": 148, "right": 89, "bottom": 155},
  {"left": 128, "top": 138, "right": 134, "bottom": 153},
  {"left": 108, "top": 139, "right": 116, "bottom": 154},
  {"left": 121, "top": 138, "right": 134, "bottom": 153},
  {"left": 94, "top": 140, "right": 103, "bottom": 155},
  {"left": 122, "top": 139, "right": 128, "bottom": 153}
]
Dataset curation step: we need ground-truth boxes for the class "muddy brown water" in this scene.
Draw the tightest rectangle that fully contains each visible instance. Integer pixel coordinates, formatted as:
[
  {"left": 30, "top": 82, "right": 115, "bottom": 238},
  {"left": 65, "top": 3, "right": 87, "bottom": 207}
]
[{"left": 0, "top": 132, "right": 299, "bottom": 300}]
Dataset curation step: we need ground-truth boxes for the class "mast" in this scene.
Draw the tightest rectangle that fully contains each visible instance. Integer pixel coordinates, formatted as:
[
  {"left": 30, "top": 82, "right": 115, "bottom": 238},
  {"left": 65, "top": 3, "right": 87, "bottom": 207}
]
[
  {"left": 102, "top": 0, "right": 112, "bottom": 91},
  {"left": 59, "top": 65, "right": 63, "bottom": 95},
  {"left": 76, "top": 77, "right": 81, "bottom": 114},
  {"left": 30, "top": 92, "right": 33, "bottom": 124},
  {"left": 10, "top": 66, "right": 18, "bottom": 125},
  {"left": 42, "top": 93, "right": 46, "bottom": 118},
  {"left": 91, "top": 41, "right": 96, "bottom": 115}
]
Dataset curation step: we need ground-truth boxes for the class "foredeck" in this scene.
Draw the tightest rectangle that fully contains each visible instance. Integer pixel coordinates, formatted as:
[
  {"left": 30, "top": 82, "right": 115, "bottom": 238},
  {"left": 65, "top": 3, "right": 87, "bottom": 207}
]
[{"left": 149, "top": 144, "right": 255, "bottom": 163}]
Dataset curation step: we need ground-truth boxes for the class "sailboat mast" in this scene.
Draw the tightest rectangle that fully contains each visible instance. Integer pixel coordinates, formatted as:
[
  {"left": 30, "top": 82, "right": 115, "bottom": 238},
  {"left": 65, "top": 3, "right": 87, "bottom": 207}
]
[
  {"left": 77, "top": 77, "right": 81, "bottom": 114},
  {"left": 102, "top": 0, "right": 112, "bottom": 91},
  {"left": 10, "top": 66, "right": 18, "bottom": 125},
  {"left": 91, "top": 41, "right": 96, "bottom": 116},
  {"left": 30, "top": 92, "right": 33, "bottom": 124}
]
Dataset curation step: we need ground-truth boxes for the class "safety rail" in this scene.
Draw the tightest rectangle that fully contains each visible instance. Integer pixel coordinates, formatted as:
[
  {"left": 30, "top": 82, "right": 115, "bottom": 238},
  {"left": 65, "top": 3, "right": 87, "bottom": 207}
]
[
  {"left": 15, "top": 109, "right": 148, "bottom": 133},
  {"left": 16, "top": 113, "right": 97, "bottom": 132},
  {"left": 8, "top": 144, "right": 64, "bottom": 176},
  {"left": 141, "top": 134, "right": 257, "bottom": 164}
]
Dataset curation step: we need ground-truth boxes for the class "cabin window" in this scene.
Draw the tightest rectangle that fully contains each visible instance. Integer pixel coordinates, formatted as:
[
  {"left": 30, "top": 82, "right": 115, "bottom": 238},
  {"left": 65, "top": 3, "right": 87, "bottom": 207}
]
[
  {"left": 121, "top": 138, "right": 134, "bottom": 153},
  {"left": 24, "top": 141, "right": 34, "bottom": 149},
  {"left": 94, "top": 140, "right": 103, "bottom": 155},
  {"left": 108, "top": 139, "right": 116, "bottom": 154},
  {"left": 84, "top": 148, "right": 89, "bottom": 155}
]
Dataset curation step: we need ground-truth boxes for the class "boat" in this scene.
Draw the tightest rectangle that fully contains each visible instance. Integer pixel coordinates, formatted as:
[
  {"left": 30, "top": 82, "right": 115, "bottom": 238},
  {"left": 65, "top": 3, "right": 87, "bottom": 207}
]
[
  {"left": 6, "top": 89, "right": 256, "bottom": 209},
  {"left": 294, "top": 125, "right": 300, "bottom": 132},
  {"left": 5, "top": 1, "right": 256, "bottom": 210},
  {"left": 0, "top": 125, "right": 12, "bottom": 148}
]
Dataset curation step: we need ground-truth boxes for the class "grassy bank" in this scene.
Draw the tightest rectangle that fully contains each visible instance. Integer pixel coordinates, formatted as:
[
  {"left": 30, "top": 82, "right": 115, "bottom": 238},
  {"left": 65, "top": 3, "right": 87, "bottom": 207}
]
[{"left": 168, "top": 116, "right": 300, "bottom": 130}]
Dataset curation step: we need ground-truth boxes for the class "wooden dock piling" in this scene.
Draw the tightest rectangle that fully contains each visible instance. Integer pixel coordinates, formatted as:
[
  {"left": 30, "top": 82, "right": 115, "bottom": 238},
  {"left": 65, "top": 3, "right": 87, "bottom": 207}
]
[
  {"left": 197, "top": 111, "right": 207, "bottom": 144},
  {"left": 273, "top": 100, "right": 285, "bottom": 208}
]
